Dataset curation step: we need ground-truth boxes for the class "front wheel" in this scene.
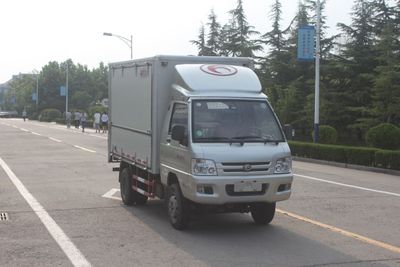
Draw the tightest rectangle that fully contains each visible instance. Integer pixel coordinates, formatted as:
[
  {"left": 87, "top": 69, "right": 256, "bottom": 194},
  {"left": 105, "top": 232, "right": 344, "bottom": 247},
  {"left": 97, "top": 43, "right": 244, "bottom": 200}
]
[
  {"left": 250, "top": 202, "right": 276, "bottom": 225},
  {"left": 167, "top": 183, "right": 189, "bottom": 230}
]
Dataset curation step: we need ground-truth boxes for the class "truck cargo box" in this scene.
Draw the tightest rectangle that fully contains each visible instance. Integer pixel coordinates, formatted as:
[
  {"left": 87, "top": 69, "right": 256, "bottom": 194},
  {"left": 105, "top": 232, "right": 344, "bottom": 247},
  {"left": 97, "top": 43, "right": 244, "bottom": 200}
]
[{"left": 108, "top": 55, "right": 253, "bottom": 174}]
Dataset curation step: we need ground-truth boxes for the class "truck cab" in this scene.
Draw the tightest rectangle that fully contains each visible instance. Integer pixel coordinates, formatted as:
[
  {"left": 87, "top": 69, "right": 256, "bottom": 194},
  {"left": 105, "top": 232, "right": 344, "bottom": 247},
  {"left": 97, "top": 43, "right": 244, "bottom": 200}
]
[{"left": 159, "top": 64, "right": 292, "bottom": 229}]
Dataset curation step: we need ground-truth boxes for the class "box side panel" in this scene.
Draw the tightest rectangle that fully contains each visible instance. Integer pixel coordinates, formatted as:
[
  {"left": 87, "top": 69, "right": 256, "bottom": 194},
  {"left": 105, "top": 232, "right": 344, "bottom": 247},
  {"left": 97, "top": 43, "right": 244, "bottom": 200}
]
[{"left": 109, "top": 62, "right": 153, "bottom": 170}]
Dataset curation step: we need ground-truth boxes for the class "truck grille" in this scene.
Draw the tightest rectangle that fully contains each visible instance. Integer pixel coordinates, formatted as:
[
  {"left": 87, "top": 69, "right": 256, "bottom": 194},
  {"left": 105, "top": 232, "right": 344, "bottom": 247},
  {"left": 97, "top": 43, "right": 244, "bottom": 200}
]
[{"left": 220, "top": 162, "right": 271, "bottom": 174}]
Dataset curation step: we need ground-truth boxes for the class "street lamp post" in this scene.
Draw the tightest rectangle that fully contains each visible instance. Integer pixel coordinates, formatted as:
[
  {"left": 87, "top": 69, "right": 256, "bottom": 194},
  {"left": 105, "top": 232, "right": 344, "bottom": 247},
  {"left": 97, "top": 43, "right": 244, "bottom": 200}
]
[
  {"left": 103, "top": 32, "right": 133, "bottom": 59},
  {"left": 66, "top": 63, "right": 69, "bottom": 114},
  {"left": 314, "top": 0, "right": 321, "bottom": 143}
]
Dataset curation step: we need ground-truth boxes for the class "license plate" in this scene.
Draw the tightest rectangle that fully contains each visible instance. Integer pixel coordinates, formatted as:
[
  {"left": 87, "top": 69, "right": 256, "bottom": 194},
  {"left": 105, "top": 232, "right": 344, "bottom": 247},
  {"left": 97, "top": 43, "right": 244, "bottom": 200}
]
[{"left": 234, "top": 181, "right": 262, "bottom": 192}]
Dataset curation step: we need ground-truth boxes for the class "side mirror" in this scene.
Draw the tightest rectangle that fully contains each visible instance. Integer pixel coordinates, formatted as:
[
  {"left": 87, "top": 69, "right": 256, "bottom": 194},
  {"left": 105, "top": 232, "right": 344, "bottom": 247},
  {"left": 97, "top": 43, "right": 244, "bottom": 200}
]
[{"left": 171, "top": 125, "right": 185, "bottom": 143}]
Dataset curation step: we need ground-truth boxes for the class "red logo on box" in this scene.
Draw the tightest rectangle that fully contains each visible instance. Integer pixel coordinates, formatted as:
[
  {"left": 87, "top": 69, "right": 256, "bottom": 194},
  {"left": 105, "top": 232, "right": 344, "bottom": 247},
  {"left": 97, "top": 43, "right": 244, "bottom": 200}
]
[{"left": 200, "top": 65, "right": 238, "bottom": 76}]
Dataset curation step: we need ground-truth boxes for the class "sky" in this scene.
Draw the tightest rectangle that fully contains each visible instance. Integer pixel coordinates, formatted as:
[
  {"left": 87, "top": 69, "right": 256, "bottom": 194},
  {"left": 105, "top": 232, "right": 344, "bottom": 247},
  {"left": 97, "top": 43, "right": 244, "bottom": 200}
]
[{"left": 0, "top": 0, "right": 356, "bottom": 83}]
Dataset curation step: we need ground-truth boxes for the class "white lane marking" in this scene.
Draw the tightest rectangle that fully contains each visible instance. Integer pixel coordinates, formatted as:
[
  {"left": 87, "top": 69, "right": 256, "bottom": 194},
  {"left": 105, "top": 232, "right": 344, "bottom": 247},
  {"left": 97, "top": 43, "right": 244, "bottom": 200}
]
[
  {"left": 0, "top": 157, "right": 91, "bottom": 267},
  {"left": 73, "top": 145, "right": 96, "bottom": 153},
  {"left": 20, "top": 128, "right": 30, "bottom": 132},
  {"left": 49, "top": 137, "right": 62, "bottom": 143},
  {"left": 102, "top": 188, "right": 122, "bottom": 201},
  {"left": 31, "top": 132, "right": 42, "bottom": 136},
  {"left": 295, "top": 173, "right": 400, "bottom": 197}
]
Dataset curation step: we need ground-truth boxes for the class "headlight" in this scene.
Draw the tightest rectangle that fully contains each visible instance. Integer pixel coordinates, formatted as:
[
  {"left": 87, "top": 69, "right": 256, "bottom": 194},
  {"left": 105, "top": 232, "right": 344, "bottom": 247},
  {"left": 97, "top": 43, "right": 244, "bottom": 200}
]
[
  {"left": 191, "top": 159, "right": 217, "bottom": 176},
  {"left": 274, "top": 157, "right": 292, "bottom": 174}
]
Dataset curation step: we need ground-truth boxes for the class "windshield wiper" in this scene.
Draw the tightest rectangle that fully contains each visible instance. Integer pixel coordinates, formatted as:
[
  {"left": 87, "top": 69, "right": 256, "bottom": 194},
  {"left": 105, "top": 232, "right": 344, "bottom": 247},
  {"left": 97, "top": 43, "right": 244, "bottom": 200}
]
[
  {"left": 235, "top": 136, "right": 284, "bottom": 144},
  {"left": 195, "top": 137, "right": 232, "bottom": 142},
  {"left": 195, "top": 136, "right": 283, "bottom": 145},
  {"left": 195, "top": 136, "right": 245, "bottom": 145}
]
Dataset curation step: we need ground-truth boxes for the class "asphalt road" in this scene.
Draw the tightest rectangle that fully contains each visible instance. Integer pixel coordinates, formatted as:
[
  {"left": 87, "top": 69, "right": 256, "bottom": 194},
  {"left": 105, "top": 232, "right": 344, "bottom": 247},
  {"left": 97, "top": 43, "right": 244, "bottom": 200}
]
[{"left": 0, "top": 118, "right": 399, "bottom": 267}]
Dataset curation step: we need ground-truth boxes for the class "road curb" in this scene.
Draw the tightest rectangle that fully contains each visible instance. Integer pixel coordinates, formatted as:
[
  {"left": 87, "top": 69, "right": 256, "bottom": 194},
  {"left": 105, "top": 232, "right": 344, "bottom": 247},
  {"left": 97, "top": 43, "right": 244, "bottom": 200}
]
[{"left": 293, "top": 156, "right": 400, "bottom": 176}]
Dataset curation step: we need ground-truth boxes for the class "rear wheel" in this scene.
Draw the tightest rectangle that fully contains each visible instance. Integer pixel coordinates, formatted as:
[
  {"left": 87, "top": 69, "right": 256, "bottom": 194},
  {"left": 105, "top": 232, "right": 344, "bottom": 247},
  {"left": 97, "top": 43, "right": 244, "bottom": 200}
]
[
  {"left": 168, "top": 183, "right": 189, "bottom": 230},
  {"left": 120, "top": 167, "right": 148, "bottom": 205},
  {"left": 250, "top": 202, "right": 276, "bottom": 225}
]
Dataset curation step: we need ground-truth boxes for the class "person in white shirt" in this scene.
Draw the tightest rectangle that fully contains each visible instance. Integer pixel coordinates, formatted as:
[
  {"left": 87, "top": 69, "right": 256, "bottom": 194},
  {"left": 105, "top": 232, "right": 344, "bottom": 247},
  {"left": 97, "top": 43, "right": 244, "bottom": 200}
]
[
  {"left": 101, "top": 112, "right": 109, "bottom": 133},
  {"left": 93, "top": 112, "right": 101, "bottom": 133},
  {"left": 65, "top": 111, "right": 72, "bottom": 128}
]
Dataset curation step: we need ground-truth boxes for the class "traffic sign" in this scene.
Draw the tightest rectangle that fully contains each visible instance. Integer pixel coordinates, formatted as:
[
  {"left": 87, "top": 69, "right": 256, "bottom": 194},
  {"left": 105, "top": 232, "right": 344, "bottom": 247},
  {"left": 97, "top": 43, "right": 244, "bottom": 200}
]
[
  {"left": 297, "top": 25, "right": 315, "bottom": 61},
  {"left": 60, "top": 86, "right": 66, "bottom": 96}
]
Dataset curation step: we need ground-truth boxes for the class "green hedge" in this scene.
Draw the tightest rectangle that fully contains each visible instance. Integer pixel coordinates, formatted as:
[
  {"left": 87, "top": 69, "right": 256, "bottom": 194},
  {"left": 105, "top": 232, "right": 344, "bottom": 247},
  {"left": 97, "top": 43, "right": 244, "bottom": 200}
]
[
  {"left": 289, "top": 141, "right": 400, "bottom": 170},
  {"left": 375, "top": 150, "right": 400, "bottom": 170},
  {"left": 365, "top": 123, "right": 400, "bottom": 150},
  {"left": 39, "top": 108, "right": 62, "bottom": 122},
  {"left": 312, "top": 125, "right": 338, "bottom": 144},
  {"left": 345, "top": 147, "right": 376, "bottom": 167}
]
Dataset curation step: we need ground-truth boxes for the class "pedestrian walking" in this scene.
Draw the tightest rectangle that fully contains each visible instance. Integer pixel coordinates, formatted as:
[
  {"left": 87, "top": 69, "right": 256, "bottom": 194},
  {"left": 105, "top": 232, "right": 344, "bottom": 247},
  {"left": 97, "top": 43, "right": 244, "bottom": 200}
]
[
  {"left": 22, "top": 109, "right": 27, "bottom": 122},
  {"left": 74, "top": 111, "right": 81, "bottom": 129},
  {"left": 65, "top": 111, "right": 72, "bottom": 128},
  {"left": 101, "top": 112, "right": 109, "bottom": 133},
  {"left": 93, "top": 111, "right": 101, "bottom": 133},
  {"left": 80, "top": 112, "right": 87, "bottom": 132}
]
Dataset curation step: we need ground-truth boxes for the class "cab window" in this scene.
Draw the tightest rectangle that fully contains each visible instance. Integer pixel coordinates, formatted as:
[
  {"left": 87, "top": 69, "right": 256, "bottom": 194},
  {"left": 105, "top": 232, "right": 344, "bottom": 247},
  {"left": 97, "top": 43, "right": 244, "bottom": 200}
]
[{"left": 169, "top": 103, "right": 188, "bottom": 146}]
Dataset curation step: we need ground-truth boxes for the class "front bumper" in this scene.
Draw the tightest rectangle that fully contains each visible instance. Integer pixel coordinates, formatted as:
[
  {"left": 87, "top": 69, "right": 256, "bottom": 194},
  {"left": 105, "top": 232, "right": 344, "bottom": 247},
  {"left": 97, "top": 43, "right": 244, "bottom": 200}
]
[{"left": 180, "top": 173, "right": 293, "bottom": 205}]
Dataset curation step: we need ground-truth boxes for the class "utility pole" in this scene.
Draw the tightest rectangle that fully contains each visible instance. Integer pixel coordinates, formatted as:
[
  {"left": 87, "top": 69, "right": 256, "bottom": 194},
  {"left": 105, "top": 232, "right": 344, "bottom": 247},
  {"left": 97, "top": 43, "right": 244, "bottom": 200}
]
[
  {"left": 66, "top": 63, "right": 69, "bottom": 114},
  {"left": 130, "top": 35, "right": 133, "bottom": 59},
  {"left": 314, "top": 0, "right": 321, "bottom": 143},
  {"left": 36, "top": 75, "right": 39, "bottom": 108}
]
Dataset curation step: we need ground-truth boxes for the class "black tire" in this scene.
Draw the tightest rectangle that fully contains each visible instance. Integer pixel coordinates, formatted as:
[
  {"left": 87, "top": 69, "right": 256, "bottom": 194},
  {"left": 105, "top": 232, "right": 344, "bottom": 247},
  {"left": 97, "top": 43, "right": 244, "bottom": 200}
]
[
  {"left": 120, "top": 168, "right": 134, "bottom": 206},
  {"left": 250, "top": 202, "right": 276, "bottom": 225},
  {"left": 120, "top": 167, "right": 148, "bottom": 206},
  {"left": 167, "top": 183, "right": 189, "bottom": 230}
]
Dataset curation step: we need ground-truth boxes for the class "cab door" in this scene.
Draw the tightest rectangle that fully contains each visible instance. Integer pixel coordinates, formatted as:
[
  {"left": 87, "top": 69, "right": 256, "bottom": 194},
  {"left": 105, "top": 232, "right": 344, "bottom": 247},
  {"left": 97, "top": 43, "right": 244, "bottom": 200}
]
[{"left": 160, "top": 102, "right": 191, "bottom": 186}]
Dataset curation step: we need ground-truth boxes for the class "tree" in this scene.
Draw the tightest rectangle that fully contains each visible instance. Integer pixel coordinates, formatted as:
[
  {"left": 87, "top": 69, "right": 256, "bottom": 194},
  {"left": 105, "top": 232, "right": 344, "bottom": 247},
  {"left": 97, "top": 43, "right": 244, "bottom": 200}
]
[
  {"left": 32, "top": 59, "right": 109, "bottom": 115},
  {"left": 263, "top": 0, "right": 285, "bottom": 52},
  {"left": 226, "top": 0, "right": 263, "bottom": 57},
  {"left": 335, "top": 0, "right": 377, "bottom": 139},
  {"left": 4, "top": 74, "right": 36, "bottom": 114},
  {"left": 39, "top": 61, "right": 66, "bottom": 112},
  {"left": 190, "top": 24, "right": 209, "bottom": 56},
  {"left": 259, "top": 0, "right": 291, "bottom": 107},
  {"left": 371, "top": 1, "right": 400, "bottom": 124},
  {"left": 206, "top": 9, "right": 221, "bottom": 55}
]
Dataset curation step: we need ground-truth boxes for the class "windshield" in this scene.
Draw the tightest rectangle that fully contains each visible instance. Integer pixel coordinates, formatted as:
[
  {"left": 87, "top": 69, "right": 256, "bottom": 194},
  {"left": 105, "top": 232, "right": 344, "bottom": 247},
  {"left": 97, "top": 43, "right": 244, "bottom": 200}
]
[{"left": 192, "top": 100, "right": 284, "bottom": 143}]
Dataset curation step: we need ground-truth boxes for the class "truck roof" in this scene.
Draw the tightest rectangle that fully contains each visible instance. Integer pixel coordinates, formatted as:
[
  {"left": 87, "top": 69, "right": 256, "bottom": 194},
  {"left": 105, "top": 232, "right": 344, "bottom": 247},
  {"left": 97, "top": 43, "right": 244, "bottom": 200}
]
[
  {"left": 175, "top": 64, "right": 262, "bottom": 94},
  {"left": 108, "top": 55, "right": 253, "bottom": 68}
]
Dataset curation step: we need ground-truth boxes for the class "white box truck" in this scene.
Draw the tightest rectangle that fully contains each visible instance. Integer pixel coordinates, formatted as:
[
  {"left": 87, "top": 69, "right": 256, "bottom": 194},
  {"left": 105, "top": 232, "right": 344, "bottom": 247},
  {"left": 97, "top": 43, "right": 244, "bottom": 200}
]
[{"left": 108, "top": 55, "right": 293, "bottom": 229}]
